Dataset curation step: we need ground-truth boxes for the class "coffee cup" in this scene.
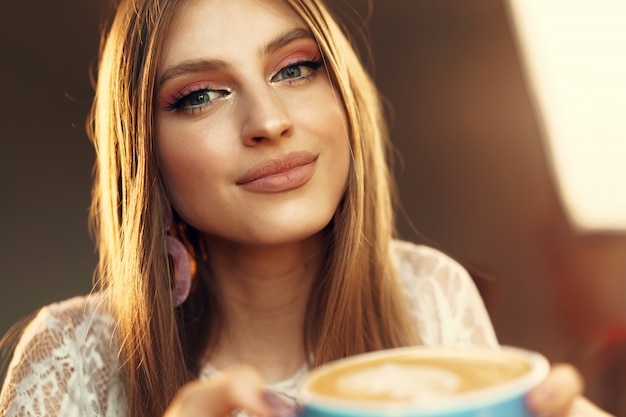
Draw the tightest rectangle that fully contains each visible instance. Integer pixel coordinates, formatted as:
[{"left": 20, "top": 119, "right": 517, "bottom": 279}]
[{"left": 297, "top": 346, "right": 549, "bottom": 417}]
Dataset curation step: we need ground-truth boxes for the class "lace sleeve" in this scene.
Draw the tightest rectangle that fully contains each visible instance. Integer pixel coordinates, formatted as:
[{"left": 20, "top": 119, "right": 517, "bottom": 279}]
[
  {"left": 0, "top": 296, "right": 123, "bottom": 417},
  {"left": 392, "top": 241, "right": 499, "bottom": 348}
]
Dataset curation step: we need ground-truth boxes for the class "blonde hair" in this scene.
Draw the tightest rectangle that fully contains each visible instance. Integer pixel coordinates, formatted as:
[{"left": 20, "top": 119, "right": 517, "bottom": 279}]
[{"left": 89, "top": 0, "right": 418, "bottom": 415}]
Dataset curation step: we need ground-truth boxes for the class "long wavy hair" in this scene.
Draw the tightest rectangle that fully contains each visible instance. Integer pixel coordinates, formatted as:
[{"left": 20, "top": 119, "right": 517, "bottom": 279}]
[{"left": 88, "top": 0, "right": 419, "bottom": 415}]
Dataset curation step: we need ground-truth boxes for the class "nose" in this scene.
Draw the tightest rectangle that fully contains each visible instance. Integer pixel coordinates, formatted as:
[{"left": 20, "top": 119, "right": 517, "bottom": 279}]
[{"left": 240, "top": 85, "right": 294, "bottom": 146}]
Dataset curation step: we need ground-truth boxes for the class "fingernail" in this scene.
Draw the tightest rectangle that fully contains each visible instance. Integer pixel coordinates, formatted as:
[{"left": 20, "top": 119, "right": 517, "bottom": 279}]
[{"left": 262, "top": 390, "right": 297, "bottom": 417}]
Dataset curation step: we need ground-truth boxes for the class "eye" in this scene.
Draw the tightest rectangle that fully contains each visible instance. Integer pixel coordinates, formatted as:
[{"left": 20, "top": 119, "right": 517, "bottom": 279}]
[
  {"left": 167, "top": 88, "right": 231, "bottom": 113},
  {"left": 271, "top": 60, "right": 323, "bottom": 83},
  {"left": 279, "top": 66, "right": 302, "bottom": 80},
  {"left": 186, "top": 90, "right": 221, "bottom": 107}
]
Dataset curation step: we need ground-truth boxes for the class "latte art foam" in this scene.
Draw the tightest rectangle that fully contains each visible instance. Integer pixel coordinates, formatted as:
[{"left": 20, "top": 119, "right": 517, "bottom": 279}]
[
  {"left": 306, "top": 351, "right": 532, "bottom": 403},
  {"left": 337, "top": 364, "right": 461, "bottom": 399}
]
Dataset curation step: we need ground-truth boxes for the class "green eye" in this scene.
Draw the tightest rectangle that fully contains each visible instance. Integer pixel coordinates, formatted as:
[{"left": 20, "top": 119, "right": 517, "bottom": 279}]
[
  {"left": 168, "top": 88, "right": 231, "bottom": 114},
  {"left": 271, "top": 60, "right": 323, "bottom": 83},
  {"left": 186, "top": 90, "right": 222, "bottom": 107},
  {"left": 279, "top": 66, "right": 302, "bottom": 80}
]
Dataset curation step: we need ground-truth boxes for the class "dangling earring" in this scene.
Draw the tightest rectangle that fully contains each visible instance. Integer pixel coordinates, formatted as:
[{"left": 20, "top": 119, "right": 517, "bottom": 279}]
[
  {"left": 167, "top": 235, "right": 191, "bottom": 307},
  {"left": 165, "top": 211, "right": 192, "bottom": 307}
]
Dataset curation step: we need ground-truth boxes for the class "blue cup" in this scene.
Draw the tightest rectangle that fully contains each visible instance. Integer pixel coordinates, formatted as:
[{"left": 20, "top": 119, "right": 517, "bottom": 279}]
[{"left": 298, "top": 346, "right": 549, "bottom": 417}]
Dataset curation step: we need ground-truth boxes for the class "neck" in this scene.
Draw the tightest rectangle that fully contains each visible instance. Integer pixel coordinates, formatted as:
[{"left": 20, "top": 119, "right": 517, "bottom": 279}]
[{"left": 201, "top": 234, "right": 324, "bottom": 382}]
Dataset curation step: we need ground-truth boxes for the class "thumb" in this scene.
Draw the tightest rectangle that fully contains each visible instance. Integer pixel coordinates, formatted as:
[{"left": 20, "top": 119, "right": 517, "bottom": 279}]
[
  {"left": 526, "top": 363, "right": 583, "bottom": 417},
  {"left": 165, "top": 365, "right": 279, "bottom": 417}
]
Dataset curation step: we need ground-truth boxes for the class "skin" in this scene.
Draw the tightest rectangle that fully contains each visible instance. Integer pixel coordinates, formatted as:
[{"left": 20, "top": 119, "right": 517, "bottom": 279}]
[
  {"left": 155, "top": 0, "right": 613, "bottom": 416},
  {"left": 156, "top": 0, "right": 350, "bottom": 247},
  {"left": 156, "top": 0, "right": 350, "bottom": 385}
]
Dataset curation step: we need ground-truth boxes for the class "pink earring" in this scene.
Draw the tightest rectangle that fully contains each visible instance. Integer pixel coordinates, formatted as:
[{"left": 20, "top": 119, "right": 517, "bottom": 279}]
[
  {"left": 165, "top": 210, "right": 192, "bottom": 307},
  {"left": 167, "top": 235, "right": 192, "bottom": 307}
]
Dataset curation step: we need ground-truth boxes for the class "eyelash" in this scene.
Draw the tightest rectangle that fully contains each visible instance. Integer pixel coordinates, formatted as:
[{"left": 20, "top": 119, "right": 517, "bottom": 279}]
[
  {"left": 166, "top": 59, "right": 324, "bottom": 114},
  {"left": 271, "top": 59, "right": 324, "bottom": 84},
  {"left": 166, "top": 88, "right": 230, "bottom": 114}
]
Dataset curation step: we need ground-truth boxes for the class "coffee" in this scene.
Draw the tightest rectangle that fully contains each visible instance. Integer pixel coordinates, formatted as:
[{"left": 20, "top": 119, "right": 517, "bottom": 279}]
[
  {"left": 298, "top": 346, "right": 549, "bottom": 417},
  {"left": 306, "top": 351, "right": 531, "bottom": 402}
]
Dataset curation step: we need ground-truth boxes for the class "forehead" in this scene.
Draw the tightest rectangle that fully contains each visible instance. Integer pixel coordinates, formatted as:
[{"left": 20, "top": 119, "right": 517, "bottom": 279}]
[{"left": 160, "top": 0, "right": 308, "bottom": 67}]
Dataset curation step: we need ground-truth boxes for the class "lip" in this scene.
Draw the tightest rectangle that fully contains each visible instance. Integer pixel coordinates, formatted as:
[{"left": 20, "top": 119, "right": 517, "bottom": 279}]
[{"left": 237, "top": 151, "right": 318, "bottom": 193}]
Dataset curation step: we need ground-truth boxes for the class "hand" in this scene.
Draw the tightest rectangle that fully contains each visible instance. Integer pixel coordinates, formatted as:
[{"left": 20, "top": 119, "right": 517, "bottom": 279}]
[
  {"left": 163, "top": 365, "right": 296, "bottom": 417},
  {"left": 525, "top": 364, "right": 614, "bottom": 417}
]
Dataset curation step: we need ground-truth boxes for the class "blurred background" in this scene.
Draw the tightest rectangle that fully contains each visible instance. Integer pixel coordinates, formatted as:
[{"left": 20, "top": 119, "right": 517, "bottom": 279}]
[{"left": 1, "top": 0, "right": 625, "bottom": 413}]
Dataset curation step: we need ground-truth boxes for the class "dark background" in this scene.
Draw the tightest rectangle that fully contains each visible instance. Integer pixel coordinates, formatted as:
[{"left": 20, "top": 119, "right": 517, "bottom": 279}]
[
  {"left": 2, "top": 0, "right": 626, "bottom": 413},
  {"left": 0, "top": 2, "right": 102, "bottom": 336}
]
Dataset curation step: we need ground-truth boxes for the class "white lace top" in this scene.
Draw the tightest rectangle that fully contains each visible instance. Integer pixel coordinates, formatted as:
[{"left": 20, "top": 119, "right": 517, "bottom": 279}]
[{"left": 0, "top": 241, "right": 498, "bottom": 417}]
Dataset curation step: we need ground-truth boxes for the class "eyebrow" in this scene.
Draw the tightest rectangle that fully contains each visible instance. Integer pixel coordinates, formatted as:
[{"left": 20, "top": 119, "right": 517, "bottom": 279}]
[
  {"left": 158, "top": 59, "right": 230, "bottom": 87},
  {"left": 262, "top": 27, "right": 315, "bottom": 57},
  {"left": 158, "top": 27, "right": 316, "bottom": 87}
]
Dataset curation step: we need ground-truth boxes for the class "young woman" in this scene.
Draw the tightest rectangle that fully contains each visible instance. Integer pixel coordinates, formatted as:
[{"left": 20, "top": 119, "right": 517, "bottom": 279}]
[{"left": 0, "top": 0, "right": 611, "bottom": 416}]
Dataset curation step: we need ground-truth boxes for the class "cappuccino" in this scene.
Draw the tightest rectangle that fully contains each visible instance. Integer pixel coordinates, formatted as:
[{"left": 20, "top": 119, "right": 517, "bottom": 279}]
[
  {"left": 298, "top": 346, "right": 549, "bottom": 417},
  {"left": 306, "top": 351, "right": 531, "bottom": 402}
]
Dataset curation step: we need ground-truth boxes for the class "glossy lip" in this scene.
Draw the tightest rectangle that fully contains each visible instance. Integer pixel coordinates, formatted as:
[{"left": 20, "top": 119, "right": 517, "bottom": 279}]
[{"left": 236, "top": 151, "right": 319, "bottom": 193}]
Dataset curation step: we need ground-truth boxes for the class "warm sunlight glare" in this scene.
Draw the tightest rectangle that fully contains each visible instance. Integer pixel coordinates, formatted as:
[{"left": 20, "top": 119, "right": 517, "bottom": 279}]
[{"left": 506, "top": 0, "right": 626, "bottom": 232}]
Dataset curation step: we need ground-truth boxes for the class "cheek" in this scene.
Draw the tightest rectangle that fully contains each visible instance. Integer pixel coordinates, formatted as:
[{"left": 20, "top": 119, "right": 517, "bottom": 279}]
[
  {"left": 157, "top": 124, "right": 198, "bottom": 190},
  {"left": 328, "top": 108, "right": 353, "bottom": 202},
  {"left": 297, "top": 83, "right": 350, "bottom": 146},
  {"left": 315, "top": 94, "right": 351, "bottom": 175},
  {"left": 155, "top": 118, "right": 232, "bottom": 205},
  {"left": 308, "top": 104, "right": 352, "bottom": 201}
]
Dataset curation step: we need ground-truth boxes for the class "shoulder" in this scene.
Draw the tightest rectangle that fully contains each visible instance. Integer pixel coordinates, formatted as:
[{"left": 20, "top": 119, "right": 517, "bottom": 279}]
[
  {"left": 17, "top": 293, "right": 115, "bottom": 355},
  {"left": 1, "top": 293, "right": 123, "bottom": 416},
  {"left": 390, "top": 240, "right": 475, "bottom": 306},
  {"left": 11, "top": 293, "right": 120, "bottom": 380},
  {"left": 390, "top": 239, "right": 498, "bottom": 348},
  {"left": 391, "top": 239, "right": 468, "bottom": 280},
  {"left": 27, "top": 292, "right": 110, "bottom": 327}
]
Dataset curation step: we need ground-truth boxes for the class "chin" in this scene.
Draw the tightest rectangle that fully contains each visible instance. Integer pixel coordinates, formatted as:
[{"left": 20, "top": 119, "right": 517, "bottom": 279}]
[{"left": 239, "top": 215, "right": 334, "bottom": 247}]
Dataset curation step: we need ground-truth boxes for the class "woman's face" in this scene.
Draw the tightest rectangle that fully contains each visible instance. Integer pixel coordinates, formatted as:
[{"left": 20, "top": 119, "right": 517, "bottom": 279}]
[{"left": 155, "top": 0, "right": 351, "bottom": 247}]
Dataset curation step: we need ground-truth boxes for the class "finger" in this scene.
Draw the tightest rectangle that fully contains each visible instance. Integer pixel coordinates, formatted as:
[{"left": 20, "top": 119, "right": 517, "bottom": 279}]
[
  {"left": 525, "top": 363, "right": 584, "bottom": 417},
  {"left": 570, "top": 397, "right": 615, "bottom": 417},
  {"left": 165, "top": 365, "right": 277, "bottom": 417},
  {"left": 209, "top": 366, "right": 274, "bottom": 416},
  {"left": 262, "top": 390, "right": 300, "bottom": 416}
]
